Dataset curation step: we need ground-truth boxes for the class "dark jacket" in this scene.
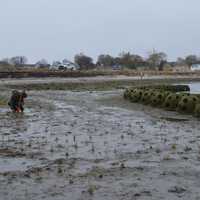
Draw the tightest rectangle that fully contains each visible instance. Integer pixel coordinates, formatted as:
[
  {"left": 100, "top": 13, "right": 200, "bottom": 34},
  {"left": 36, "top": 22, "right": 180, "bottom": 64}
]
[{"left": 8, "top": 91, "right": 27, "bottom": 112}]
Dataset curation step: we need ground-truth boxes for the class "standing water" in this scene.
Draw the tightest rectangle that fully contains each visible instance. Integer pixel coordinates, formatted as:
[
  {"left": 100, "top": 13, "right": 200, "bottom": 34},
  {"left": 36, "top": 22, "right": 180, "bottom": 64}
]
[{"left": 188, "top": 82, "right": 200, "bottom": 93}]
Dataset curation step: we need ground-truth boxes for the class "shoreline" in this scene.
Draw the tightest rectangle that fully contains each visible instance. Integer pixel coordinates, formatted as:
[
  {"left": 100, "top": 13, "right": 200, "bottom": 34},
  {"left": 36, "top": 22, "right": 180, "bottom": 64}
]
[
  {"left": 1, "top": 75, "right": 200, "bottom": 85},
  {"left": 0, "top": 75, "right": 200, "bottom": 91}
]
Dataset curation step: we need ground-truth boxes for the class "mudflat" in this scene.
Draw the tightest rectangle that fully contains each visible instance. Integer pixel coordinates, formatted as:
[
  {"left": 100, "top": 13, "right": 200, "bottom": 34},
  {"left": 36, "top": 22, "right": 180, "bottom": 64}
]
[{"left": 0, "top": 78, "right": 200, "bottom": 200}]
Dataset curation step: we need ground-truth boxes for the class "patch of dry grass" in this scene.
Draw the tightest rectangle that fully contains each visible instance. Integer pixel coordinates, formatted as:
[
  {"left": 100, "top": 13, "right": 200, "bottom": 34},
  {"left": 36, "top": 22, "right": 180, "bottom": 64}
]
[{"left": 0, "top": 95, "right": 7, "bottom": 106}]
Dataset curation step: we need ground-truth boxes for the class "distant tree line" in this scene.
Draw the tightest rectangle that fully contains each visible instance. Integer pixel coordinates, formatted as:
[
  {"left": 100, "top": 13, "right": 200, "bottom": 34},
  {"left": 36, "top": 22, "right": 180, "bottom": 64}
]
[
  {"left": 73, "top": 51, "right": 167, "bottom": 70},
  {"left": 73, "top": 51, "right": 200, "bottom": 70},
  {"left": 1, "top": 51, "right": 200, "bottom": 71},
  {"left": 1, "top": 56, "right": 28, "bottom": 67}
]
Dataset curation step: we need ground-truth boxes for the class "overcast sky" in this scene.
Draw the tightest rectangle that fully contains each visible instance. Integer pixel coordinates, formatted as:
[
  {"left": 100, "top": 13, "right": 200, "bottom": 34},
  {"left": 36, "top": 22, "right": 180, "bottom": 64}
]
[{"left": 0, "top": 0, "right": 199, "bottom": 63}]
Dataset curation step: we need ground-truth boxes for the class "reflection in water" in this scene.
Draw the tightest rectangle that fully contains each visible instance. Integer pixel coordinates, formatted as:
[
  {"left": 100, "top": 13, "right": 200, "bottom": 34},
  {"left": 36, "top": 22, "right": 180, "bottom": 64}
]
[{"left": 188, "top": 82, "right": 200, "bottom": 93}]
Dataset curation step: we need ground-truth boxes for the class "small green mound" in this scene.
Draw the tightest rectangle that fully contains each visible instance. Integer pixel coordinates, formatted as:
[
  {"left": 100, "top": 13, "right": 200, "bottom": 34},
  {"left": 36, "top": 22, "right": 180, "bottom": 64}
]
[
  {"left": 0, "top": 96, "right": 8, "bottom": 106},
  {"left": 179, "top": 93, "right": 190, "bottom": 98},
  {"left": 124, "top": 88, "right": 130, "bottom": 99},
  {"left": 124, "top": 88, "right": 136, "bottom": 100},
  {"left": 164, "top": 91, "right": 172, "bottom": 97},
  {"left": 141, "top": 90, "right": 156, "bottom": 104},
  {"left": 177, "top": 95, "right": 200, "bottom": 114},
  {"left": 129, "top": 89, "right": 143, "bottom": 103},
  {"left": 194, "top": 104, "right": 200, "bottom": 117},
  {"left": 123, "top": 84, "right": 200, "bottom": 118},
  {"left": 150, "top": 91, "right": 169, "bottom": 107},
  {"left": 163, "top": 93, "right": 181, "bottom": 111}
]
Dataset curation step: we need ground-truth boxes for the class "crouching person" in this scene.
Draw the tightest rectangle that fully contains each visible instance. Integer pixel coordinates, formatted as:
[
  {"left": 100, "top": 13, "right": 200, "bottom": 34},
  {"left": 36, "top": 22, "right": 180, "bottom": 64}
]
[{"left": 8, "top": 90, "right": 27, "bottom": 113}]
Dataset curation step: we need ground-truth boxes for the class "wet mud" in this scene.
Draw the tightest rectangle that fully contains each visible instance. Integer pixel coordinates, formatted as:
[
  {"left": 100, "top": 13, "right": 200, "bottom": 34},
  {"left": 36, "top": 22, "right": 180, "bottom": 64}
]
[{"left": 1, "top": 90, "right": 200, "bottom": 200}]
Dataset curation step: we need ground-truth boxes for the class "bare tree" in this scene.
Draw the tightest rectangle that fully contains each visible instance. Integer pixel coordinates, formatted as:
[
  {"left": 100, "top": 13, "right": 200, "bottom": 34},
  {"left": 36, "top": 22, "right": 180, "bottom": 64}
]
[
  {"left": 10, "top": 56, "right": 28, "bottom": 67},
  {"left": 147, "top": 50, "right": 167, "bottom": 69},
  {"left": 119, "top": 52, "right": 144, "bottom": 69},
  {"left": 97, "top": 54, "right": 115, "bottom": 67},
  {"left": 176, "top": 57, "right": 186, "bottom": 65},
  {"left": 74, "top": 53, "right": 94, "bottom": 70},
  {"left": 1, "top": 58, "right": 11, "bottom": 65},
  {"left": 185, "top": 55, "right": 199, "bottom": 67}
]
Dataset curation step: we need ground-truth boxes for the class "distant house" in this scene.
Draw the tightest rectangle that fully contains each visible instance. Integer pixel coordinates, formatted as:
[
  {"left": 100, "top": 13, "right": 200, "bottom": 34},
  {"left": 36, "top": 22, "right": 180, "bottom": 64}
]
[
  {"left": 167, "top": 62, "right": 176, "bottom": 67},
  {"left": 173, "top": 65, "right": 191, "bottom": 72},
  {"left": 136, "top": 66, "right": 152, "bottom": 71},
  {"left": 24, "top": 64, "right": 37, "bottom": 69},
  {"left": 94, "top": 64, "right": 124, "bottom": 71},
  {"left": 35, "top": 60, "right": 50, "bottom": 69},
  {"left": 163, "top": 63, "right": 173, "bottom": 72},
  {"left": 191, "top": 64, "right": 200, "bottom": 71}
]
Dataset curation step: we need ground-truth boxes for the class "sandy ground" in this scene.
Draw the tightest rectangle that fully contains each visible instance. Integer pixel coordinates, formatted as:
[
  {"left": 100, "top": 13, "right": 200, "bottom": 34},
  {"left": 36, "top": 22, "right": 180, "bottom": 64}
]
[
  {"left": 1, "top": 89, "right": 200, "bottom": 200},
  {"left": 0, "top": 74, "right": 200, "bottom": 86}
]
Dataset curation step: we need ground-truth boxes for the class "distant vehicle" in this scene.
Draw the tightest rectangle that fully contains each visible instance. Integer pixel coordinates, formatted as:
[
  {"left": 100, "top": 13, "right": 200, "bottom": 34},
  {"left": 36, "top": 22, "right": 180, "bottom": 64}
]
[
  {"left": 112, "top": 64, "right": 123, "bottom": 70},
  {"left": 58, "top": 63, "right": 76, "bottom": 71},
  {"left": 191, "top": 64, "right": 200, "bottom": 71},
  {"left": 51, "top": 60, "right": 79, "bottom": 71}
]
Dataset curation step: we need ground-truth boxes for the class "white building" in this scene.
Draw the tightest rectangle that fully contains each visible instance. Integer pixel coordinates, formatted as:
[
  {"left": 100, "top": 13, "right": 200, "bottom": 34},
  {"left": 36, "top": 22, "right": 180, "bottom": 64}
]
[
  {"left": 191, "top": 64, "right": 200, "bottom": 71},
  {"left": 173, "top": 65, "right": 191, "bottom": 72}
]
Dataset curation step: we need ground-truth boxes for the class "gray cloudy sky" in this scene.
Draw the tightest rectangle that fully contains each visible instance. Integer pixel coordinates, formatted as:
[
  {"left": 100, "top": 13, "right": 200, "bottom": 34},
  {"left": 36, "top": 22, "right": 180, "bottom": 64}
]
[{"left": 0, "top": 0, "right": 199, "bottom": 63}]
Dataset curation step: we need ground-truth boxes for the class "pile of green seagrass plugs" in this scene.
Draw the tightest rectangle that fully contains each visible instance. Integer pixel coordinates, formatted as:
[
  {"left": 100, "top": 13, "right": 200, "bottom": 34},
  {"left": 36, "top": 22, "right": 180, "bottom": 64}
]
[{"left": 124, "top": 85, "right": 200, "bottom": 117}]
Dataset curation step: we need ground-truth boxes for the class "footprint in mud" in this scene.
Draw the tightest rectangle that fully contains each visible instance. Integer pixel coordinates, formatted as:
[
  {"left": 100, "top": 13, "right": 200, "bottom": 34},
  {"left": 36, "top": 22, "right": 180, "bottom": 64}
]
[{"left": 168, "top": 186, "right": 187, "bottom": 194}]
